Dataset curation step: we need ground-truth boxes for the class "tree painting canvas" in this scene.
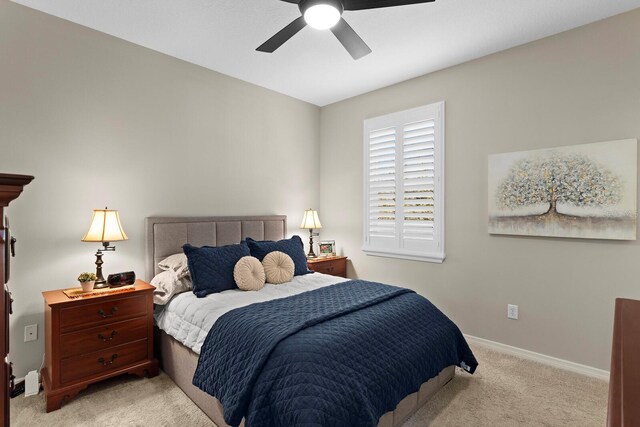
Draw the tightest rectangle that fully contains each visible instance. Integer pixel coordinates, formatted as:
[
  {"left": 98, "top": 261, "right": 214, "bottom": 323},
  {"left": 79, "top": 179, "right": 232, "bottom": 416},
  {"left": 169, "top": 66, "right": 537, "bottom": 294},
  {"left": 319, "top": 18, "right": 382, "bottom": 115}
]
[{"left": 488, "top": 139, "right": 637, "bottom": 240}]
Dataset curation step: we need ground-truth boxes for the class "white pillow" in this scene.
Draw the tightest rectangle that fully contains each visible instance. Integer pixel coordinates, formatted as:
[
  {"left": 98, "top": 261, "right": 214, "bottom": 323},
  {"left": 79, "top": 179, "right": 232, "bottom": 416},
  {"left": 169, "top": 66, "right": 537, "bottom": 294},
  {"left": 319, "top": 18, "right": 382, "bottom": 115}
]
[
  {"left": 151, "top": 270, "right": 192, "bottom": 305},
  {"left": 158, "top": 253, "right": 189, "bottom": 279},
  {"left": 233, "top": 256, "right": 266, "bottom": 291},
  {"left": 262, "top": 251, "right": 294, "bottom": 284}
]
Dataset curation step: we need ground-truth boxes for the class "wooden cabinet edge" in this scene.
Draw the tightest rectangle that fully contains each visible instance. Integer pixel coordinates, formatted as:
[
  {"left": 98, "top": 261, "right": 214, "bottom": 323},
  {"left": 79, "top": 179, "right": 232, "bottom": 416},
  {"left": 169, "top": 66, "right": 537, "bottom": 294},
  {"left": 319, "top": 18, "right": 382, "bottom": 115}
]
[{"left": 1, "top": 172, "right": 32, "bottom": 424}]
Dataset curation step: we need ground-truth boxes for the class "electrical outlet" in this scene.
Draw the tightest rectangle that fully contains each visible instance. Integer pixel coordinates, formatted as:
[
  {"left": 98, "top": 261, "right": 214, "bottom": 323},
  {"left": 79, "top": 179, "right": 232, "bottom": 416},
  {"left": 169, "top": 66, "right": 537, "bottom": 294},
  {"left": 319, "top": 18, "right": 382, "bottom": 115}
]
[
  {"left": 24, "top": 324, "right": 37, "bottom": 342},
  {"left": 507, "top": 304, "right": 519, "bottom": 320}
]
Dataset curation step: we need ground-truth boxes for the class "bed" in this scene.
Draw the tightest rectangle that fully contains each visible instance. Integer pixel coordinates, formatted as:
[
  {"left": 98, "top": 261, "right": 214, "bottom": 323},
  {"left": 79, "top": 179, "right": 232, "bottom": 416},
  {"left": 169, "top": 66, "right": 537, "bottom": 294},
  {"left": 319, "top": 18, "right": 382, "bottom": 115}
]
[{"left": 147, "top": 215, "right": 475, "bottom": 427}]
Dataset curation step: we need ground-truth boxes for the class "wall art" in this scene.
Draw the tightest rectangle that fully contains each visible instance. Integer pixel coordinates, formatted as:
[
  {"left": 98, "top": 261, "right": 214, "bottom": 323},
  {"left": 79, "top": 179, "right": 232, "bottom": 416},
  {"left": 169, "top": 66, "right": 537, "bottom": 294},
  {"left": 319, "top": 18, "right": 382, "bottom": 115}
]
[{"left": 488, "top": 139, "right": 637, "bottom": 240}]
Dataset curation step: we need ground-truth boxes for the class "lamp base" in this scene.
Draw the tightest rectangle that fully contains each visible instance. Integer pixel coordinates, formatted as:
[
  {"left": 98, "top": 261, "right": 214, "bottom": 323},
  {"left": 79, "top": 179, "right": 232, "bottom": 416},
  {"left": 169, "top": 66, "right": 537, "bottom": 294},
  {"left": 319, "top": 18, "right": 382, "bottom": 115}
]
[
  {"left": 93, "top": 247, "right": 109, "bottom": 289},
  {"left": 307, "top": 229, "right": 317, "bottom": 258},
  {"left": 93, "top": 280, "right": 108, "bottom": 289}
]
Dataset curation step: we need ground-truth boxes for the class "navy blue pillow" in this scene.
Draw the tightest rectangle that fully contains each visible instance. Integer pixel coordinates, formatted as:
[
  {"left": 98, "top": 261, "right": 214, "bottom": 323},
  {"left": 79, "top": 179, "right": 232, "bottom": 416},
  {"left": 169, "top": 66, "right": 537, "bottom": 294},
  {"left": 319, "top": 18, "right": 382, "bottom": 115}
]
[
  {"left": 183, "top": 242, "right": 250, "bottom": 298},
  {"left": 245, "top": 235, "right": 311, "bottom": 276}
]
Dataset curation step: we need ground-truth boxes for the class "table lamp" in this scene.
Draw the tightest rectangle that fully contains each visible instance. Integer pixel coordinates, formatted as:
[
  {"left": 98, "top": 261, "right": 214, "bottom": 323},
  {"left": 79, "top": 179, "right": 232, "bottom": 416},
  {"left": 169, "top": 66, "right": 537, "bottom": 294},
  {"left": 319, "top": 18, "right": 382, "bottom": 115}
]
[
  {"left": 300, "top": 209, "right": 322, "bottom": 258},
  {"left": 81, "top": 207, "right": 128, "bottom": 288}
]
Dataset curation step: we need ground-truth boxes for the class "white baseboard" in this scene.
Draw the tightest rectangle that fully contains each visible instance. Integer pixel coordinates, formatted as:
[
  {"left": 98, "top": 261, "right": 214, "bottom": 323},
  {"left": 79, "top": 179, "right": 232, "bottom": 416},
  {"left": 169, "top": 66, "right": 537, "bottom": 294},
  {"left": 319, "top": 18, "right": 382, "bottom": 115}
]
[{"left": 464, "top": 334, "right": 610, "bottom": 381}]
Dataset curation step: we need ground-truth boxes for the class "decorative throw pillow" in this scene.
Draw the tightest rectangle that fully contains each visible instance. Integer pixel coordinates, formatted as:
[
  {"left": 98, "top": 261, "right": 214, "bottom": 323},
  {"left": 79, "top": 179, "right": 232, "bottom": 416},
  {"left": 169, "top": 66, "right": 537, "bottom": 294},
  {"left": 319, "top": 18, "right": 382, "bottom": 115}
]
[
  {"left": 245, "top": 235, "right": 311, "bottom": 276},
  {"left": 262, "top": 251, "right": 294, "bottom": 284},
  {"left": 158, "top": 253, "right": 189, "bottom": 279},
  {"left": 233, "top": 256, "right": 266, "bottom": 291},
  {"left": 183, "top": 242, "right": 250, "bottom": 298},
  {"left": 151, "top": 270, "right": 192, "bottom": 305}
]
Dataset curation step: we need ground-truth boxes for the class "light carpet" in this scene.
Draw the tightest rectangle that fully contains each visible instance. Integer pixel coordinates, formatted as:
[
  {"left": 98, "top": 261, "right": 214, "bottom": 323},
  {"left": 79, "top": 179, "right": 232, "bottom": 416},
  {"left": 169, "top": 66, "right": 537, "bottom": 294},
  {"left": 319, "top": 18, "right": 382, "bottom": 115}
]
[{"left": 11, "top": 345, "right": 608, "bottom": 426}]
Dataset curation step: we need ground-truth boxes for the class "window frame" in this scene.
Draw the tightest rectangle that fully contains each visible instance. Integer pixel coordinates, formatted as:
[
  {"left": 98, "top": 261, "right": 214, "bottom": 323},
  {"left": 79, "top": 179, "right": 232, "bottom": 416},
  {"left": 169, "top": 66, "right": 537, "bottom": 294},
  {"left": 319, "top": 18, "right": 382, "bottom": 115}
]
[{"left": 362, "top": 101, "right": 446, "bottom": 263}]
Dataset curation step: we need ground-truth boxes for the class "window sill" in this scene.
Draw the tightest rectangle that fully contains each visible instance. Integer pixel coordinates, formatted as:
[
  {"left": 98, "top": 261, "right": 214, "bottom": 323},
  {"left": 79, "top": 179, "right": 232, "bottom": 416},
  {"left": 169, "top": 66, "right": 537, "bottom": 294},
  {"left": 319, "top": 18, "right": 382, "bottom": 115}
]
[{"left": 361, "top": 247, "right": 445, "bottom": 263}]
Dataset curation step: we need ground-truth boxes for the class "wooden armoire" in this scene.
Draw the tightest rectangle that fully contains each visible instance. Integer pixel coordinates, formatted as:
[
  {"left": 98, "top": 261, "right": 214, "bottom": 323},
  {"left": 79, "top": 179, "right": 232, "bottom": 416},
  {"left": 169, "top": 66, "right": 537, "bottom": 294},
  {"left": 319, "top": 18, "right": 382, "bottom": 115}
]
[
  {"left": 607, "top": 298, "right": 640, "bottom": 426},
  {"left": 0, "top": 173, "right": 33, "bottom": 425}
]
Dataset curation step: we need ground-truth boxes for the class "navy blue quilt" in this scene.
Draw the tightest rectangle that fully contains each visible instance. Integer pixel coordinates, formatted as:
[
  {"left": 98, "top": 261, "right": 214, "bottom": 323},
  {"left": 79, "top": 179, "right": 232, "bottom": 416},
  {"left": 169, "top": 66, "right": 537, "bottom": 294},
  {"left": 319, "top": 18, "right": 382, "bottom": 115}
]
[{"left": 193, "top": 280, "right": 478, "bottom": 427}]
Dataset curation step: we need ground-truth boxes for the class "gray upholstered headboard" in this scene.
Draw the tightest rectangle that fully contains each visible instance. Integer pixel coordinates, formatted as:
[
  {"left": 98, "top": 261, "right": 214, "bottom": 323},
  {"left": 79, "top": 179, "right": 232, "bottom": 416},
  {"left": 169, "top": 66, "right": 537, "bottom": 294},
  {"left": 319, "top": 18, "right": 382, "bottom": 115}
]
[{"left": 145, "top": 215, "right": 287, "bottom": 280}]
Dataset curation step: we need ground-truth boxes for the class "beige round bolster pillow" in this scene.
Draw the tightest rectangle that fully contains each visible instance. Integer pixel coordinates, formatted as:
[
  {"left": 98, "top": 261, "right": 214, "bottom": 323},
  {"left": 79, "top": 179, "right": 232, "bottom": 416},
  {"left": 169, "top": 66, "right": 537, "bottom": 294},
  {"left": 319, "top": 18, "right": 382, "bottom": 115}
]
[
  {"left": 262, "top": 251, "right": 294, "bottom": 284},
  {"left": 233, "top": 256, "right": 266, "bottom": 291}
]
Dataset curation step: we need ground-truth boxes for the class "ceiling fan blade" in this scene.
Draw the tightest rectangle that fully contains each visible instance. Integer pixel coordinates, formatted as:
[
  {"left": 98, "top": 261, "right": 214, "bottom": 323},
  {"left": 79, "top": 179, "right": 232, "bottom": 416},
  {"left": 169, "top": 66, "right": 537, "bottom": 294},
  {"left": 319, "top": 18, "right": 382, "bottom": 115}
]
[
  {"left": 257, "top": 16, "right": 307, "bottom": 53},
  {"left": 343, "top": 0, "right": 435, "bottom": 11},
  {"left": 330, "top": 18, "right": 372, "bottom": 60}
]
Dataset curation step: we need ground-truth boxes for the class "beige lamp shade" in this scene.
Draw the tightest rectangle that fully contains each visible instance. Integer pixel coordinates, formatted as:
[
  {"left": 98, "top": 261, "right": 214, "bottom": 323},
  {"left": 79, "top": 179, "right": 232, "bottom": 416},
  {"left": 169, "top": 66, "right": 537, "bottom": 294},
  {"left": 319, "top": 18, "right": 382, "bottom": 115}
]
[
  {"left": 300, "top": 209, "right": 323, "bottom": 229},
  {"left": 81, "top": 208, "right": 128, "bottom": 242}
]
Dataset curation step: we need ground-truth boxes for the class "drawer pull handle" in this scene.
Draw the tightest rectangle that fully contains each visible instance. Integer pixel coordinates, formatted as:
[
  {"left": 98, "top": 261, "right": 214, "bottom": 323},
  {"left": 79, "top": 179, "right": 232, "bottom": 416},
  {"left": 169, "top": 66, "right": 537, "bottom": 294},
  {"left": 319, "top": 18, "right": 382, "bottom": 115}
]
[
  {"left": 98, "top": 330, "right": 118, "bottom": 342},
  {"left": 97, "top": 307, "right": 118, "bottom": 319},
  {"left": 98, "top": 354, "right": 118, "bottom": 366}
]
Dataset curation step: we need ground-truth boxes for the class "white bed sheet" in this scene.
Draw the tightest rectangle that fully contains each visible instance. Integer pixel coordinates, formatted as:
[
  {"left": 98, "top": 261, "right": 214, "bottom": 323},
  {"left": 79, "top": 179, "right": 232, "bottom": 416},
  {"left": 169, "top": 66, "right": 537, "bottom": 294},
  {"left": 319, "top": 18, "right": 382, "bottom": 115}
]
[{"left": 154, "top": 273, "right": 349, "bottom": 354}]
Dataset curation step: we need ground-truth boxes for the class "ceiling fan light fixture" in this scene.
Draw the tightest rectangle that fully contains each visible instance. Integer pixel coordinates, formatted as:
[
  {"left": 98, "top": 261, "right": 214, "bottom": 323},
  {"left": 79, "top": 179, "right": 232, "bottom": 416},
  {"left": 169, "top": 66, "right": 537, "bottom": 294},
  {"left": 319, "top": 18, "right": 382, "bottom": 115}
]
[
  {"left": 261, "top": 0, "right": 435, "bottom": 59},
  {"left": 303, "top": 3, "right": 341, "bottom": 30}
]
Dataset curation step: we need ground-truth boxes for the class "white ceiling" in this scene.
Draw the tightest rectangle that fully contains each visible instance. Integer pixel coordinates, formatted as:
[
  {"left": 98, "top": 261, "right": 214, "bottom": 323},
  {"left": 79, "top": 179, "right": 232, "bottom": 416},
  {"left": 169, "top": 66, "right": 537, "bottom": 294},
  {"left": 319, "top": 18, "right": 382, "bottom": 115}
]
[{"left": 12, "top": 0, "right": 640, "bottom": 106}]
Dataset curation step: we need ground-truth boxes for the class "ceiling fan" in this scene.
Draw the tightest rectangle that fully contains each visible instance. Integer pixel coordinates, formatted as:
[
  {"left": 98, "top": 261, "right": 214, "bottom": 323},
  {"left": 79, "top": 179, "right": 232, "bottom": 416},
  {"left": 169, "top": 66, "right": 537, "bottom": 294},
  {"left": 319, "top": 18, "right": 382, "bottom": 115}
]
[{"left": 257, "top": 0, "right": 436, "bottom": 60}]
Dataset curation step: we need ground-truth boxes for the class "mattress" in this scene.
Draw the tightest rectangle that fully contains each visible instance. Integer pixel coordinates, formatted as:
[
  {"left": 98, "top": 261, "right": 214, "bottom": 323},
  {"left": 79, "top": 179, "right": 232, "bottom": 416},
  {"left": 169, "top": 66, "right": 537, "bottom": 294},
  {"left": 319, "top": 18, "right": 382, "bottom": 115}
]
[{"left": 155, "top": 272, "right": 349, "bottom": 354}]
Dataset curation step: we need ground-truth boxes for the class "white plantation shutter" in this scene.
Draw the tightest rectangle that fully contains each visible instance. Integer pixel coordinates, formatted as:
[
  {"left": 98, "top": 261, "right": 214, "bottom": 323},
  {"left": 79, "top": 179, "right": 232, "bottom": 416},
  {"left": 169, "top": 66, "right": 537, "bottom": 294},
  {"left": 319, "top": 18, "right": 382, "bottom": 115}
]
[
  {"left": 363, "top": 102, "right": 445, "bottom": 263},
  {"left": 368, "top": 127, "right": 397, "bottom": 245},
  {"left": 402, "top": 119, "right": 435, "bottom": 247}
]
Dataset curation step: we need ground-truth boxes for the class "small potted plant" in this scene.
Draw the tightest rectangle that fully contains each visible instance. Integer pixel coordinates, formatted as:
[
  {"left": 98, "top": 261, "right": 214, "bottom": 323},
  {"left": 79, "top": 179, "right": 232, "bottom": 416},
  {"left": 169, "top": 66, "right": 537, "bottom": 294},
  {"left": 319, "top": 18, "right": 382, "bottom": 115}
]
[{"left": 78, "top": 272, "right": 97, "bottom": 292}]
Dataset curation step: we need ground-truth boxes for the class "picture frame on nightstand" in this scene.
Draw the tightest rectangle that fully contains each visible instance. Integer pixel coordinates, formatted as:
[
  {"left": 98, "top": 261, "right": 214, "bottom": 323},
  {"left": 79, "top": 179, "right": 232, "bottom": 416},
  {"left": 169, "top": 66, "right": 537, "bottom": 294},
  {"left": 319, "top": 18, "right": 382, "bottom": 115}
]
[{"left": 318, "top": 240, "right": 336, "bottom": 257}]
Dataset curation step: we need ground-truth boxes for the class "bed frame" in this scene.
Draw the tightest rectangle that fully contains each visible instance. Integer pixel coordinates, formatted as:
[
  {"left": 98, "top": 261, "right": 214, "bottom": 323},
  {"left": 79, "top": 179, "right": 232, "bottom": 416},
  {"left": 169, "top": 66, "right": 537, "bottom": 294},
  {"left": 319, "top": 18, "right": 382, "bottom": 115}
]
[{"left": 146, "top": 215, "right": 454, "bottom": 427}]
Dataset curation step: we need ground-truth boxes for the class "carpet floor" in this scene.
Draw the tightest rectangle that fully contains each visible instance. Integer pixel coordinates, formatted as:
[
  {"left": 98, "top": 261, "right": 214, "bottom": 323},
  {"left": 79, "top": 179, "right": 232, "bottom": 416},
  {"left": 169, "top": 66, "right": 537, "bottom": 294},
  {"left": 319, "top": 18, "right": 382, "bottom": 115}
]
[{"left": 11, "top": 344, "right": 608, "bottom": 426}]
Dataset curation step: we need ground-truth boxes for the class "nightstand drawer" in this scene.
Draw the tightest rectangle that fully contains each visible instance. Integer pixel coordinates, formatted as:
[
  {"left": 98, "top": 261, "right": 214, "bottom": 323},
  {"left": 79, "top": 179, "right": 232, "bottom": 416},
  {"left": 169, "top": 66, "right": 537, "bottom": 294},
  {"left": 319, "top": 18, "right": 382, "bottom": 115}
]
[
  {"left": 60, "top": 317, "right": 148, "bottom": 358},
  {"left": 60, "top": 339, "right": 148, "bottom": 384},
  {"left": 310, "top": 259, "right": 346, "bottom": 277},
  {"left": 59, "top": 295, "right": 147, "bottom": 332}
]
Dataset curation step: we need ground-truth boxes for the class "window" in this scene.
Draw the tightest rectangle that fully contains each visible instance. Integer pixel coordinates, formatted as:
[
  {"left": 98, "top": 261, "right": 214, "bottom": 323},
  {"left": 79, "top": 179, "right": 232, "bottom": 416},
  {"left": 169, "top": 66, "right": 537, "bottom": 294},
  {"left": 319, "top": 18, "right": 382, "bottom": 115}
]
[{"left": 362, "top": 102, "right": 445, "bottom": 263}]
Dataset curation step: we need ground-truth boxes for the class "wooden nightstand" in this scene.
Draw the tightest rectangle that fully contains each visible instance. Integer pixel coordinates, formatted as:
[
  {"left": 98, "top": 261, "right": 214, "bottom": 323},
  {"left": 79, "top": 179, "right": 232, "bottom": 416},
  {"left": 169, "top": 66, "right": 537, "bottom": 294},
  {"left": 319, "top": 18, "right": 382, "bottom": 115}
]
[
  {"left": 307, "top": 256, "right": 348, "bottom": 278},
  {"left": 41, "top": 279, "right": 159, "bottom": 412}
]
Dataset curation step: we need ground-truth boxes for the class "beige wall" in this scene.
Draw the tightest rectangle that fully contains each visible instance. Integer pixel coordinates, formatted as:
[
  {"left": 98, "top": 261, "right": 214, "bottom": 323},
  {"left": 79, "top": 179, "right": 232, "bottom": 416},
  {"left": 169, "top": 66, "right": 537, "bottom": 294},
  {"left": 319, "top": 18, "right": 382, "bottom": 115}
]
[
  {"left": 3, "top": 0, "right": 639, "bottom": 380},
  {"left": 0, "top": 1, "right": 320, "bottom": 378},
  {"left": 319, "top": 9, "right": 640, "bottom": 371}
]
